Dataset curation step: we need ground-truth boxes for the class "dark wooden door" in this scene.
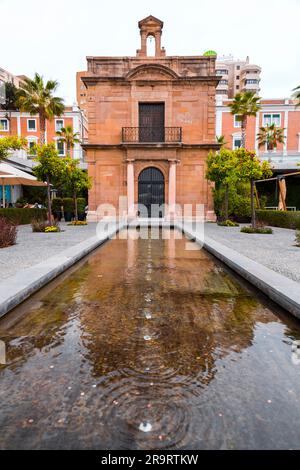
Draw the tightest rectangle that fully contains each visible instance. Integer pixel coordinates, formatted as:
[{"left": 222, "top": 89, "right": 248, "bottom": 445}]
[
  {"left": 139, "top": 103, "right": 165, "bottom": 142},
  {"left": 138, "top": 167, "right": 165, "bottom": 217}
]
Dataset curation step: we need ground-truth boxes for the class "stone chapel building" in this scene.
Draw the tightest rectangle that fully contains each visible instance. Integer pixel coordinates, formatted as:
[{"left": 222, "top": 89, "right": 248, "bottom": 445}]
[{"left": 78, "top": 15, "right": 220, "bottom": 220}]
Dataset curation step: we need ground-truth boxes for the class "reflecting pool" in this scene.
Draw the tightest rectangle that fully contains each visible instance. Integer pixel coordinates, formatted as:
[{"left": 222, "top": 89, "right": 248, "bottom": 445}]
[{"left": 0, "top": 229, "right": 300, "bottom": 449}]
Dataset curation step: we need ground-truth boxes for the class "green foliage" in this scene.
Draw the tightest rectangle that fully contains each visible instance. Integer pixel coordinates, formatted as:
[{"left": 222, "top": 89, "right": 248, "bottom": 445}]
[
  {"left": 218, "top": 219, "right": 239, "bottom": 227},
  {"left": 31, "top": 219, "right": 60, "bottom": 233},
  {"left": 0, "top": 81, "right": 19, "bottom": 111},
  {"left": 235, "top": 148, "right": 272, "bottom": 181},
  {"left": 216, "top": 135, "right": 227, "bottom": 147},
  {"left": 295, "top": 231, "right": 300, "bottom": 247},
  {"left": 213, "top": 183, "right": 254, "bottom": 219},
  {"left": 17, "top": 73, "right": 64, "bottom": 120},
  {"left": 241, "top": 226, "right": 273, "bottom": 234},
  {"left": 0, "top": 136, "right": 26, "bottom": 161},
  {"left": 62, "top": 197, "right": 74, "bottom": 212},
  {"left": 228, "top": 91, "right": 261, "bottom": 121},
  {"left": 56, "top": 126, "right": 80, "bottom": 156},
  {"left": 77, "top": 198, "right": 86, "bottom": 213},
  {"left": 51, "top": 197, "right": 63, "bottom": 212},
  {"left": 0, "top": 208, "right": 47, "bottom": 225},
  {"left": 33, "top": 143, "right": 65, "bottom": 184},
  {"left": 256, "top": 210, "right": 300, "bottom": 229},
  {"left": 257, "top": 123, "right": 285, "bottom": 150},
  {"left": 206, "top": 149, "right": 239, "bottom": 186},
  {"left": 63, "top": 158, "right": 91, "bottom": 195}
]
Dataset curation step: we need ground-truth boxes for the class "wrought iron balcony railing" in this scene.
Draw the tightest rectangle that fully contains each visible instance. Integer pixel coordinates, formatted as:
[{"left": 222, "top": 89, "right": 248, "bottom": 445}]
[{"left": 122, "top": 127, "right": 182, "bottom": 143}]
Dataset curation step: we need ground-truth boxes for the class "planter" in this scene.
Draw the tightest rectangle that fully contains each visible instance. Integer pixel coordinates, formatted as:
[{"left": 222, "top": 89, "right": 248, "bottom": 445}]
[
  {"left": 78, "top": 212, "right": 86, "bottom": 221},
  {"left": 64, "top": 211, "right": 73, "bottom": 222}
]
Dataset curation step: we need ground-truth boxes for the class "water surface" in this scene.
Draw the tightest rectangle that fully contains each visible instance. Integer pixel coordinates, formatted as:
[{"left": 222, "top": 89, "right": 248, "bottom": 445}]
[{"left": 0, "top": 229, "right": 300, "bottom": 449}]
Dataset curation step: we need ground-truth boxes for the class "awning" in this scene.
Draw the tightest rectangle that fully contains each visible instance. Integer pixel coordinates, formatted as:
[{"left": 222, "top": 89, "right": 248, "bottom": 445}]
[{"left": 0, "top": 163, "right": 46, "bottom": 207}]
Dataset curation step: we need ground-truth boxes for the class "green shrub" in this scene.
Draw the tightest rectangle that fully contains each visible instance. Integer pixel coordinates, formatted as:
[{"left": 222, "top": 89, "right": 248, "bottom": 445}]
[
  {"left": 77, "top": 198, "right": 86, "bottom": 213},
  {"left": 218, "top": 219, "right": 239, "bottom": 227},
  {"left": 256, "top": 210, "right": 300, "bottom": 229},
  {"left": 241, "top": 226, "right": 273, "bottom": 234},
  {"left": 214, "top": 182, "right": 262, "bottom": 219},
  {"left": 62, "top": 198, "right": 74, "bottom": 212},
  {"left": 0, "top": 208, "right": 47, "bottom": 225},
  {"left": 51, "top": 198, "right": 63, "bottom": 212},
  {"left": 15, "top": 197, "right": 27, "bottom": 208}
]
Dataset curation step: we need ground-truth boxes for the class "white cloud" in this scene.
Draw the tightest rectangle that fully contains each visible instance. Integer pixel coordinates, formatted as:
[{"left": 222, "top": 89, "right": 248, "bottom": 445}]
[{"left": 1, "top": 0, "right": 299, "bottom": 102}]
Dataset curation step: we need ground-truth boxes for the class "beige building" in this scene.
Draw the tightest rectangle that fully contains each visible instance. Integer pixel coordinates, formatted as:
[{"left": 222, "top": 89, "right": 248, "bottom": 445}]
[{"left": 216, "top": 55, "right": 261, "bottom": 99}]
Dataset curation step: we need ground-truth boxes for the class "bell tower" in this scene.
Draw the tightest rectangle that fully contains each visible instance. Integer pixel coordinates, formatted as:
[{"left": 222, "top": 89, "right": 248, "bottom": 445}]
[{"left": 137, "top": 15, "right": 166, "bottom": 58}]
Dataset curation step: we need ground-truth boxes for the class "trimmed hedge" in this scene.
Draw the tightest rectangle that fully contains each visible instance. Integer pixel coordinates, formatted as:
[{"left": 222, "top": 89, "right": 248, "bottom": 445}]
[
  {"left": 0, "top": 208, "right": 47, "bottom": 225},
  {"left": 256, "top": 210, "right": 300, "bottom": 229}
]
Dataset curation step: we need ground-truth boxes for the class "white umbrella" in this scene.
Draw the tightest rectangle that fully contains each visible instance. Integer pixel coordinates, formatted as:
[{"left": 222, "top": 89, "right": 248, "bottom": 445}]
[{"left": 0, "top": 163, "right": 46, "bottom": 207}]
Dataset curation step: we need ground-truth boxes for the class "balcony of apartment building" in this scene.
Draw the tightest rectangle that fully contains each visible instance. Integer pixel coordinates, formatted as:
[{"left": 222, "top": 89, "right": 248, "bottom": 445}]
[
  {"left": 122, "top": 103, "right": 182, "bottom": 146},
  {"left": 258, "top": 150, "right": 300, "bottom": 170},
  {"left": 241, "top": 64, "right": 261, "bottom": 92}
]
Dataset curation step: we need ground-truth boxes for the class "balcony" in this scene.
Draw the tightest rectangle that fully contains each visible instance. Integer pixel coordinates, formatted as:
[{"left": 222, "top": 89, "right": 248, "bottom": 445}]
[{"left": 122, "top": 127, "right": 182, "bottom": 143}]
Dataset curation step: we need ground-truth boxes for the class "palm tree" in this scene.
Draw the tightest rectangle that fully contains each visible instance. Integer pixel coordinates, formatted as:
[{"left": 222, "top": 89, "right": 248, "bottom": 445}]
[
  {"left": 228, "top": 91, "right": 261, "bottom": 148},
  {"left": 56, "top": 125, "right": 80, "bottom": 157},
  {"left": 17, "top": 73, "right": 64, "bottom": 145},
  {"left": 257, "top": 123, "right": 285, "bottom": 151},
  {"left": 216, "top": 135, "right": 227, "bottom": 148},
  {"left": 292, "top": 85, "right": 300, "bottom": 107}
]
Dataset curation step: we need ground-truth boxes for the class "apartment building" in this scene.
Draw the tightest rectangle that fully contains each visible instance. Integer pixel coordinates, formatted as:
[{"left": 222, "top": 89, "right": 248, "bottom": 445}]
[
  {"left": 0, "top": 105, "right": 88, "bottom": 162},
  {"left": 216, "top": 97, "right": 300, "bottom": 170},
  {"left": 216, "top": 55, "right": 261, "bottom": 99}
]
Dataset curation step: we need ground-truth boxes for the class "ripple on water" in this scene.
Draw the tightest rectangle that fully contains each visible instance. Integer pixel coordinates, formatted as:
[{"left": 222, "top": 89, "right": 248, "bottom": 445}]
[{"left": 98, "top": 372, "right": 193, "bottom": 449}]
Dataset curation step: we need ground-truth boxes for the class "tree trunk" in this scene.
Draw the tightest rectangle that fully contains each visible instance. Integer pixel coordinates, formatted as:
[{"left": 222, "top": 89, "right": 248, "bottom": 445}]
[
  {"left": 40, "top": 114, "right": 46, "bottom": 145},
  {"left": 74, "top": 191, "right": 78, "bottom": 222},
  {"left": 67, "top": 142, "right": 71, "bottom": 157},
  {"left": 224, "top": 184, "right": 229, "bottom": 220},
  {"left": 241, "top": 117, "right": 247, "bottom": 148},
  {"left": 46, "top": 176, "right": 53, "bottom": 224},
  {"left": 250, "top": 179, "right": 256, "bottom": 228}
]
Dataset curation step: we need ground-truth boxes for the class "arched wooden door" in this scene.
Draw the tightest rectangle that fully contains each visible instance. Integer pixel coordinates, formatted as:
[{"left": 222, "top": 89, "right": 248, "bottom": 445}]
[{"left": 138, "top": 167, "right": 165, "bottom": 217}]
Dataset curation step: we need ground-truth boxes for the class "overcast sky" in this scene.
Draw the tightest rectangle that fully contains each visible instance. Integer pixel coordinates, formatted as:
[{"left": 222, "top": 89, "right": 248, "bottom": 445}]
[{"left": 1, "top": 0, "right": 299, "bottom": 104}]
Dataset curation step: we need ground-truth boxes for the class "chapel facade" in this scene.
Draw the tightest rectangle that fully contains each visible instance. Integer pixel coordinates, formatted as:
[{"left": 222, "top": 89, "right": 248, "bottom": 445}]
[{"left": 78, "top": 15, "right": 220, "bottom": 220}]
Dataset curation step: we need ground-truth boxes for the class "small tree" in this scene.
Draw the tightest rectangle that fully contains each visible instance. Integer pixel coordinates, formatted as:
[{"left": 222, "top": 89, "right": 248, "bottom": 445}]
[
  {"left": 33, "top": 144, "right": 66, "bottom": 222},
  {"left": 56, "top": 125, "right": 80, "bottom": 157},
  {"left": 62, "top": 158, "right": 91, "bottom": 221},
  {"left": 216, "top": 135, "right": 227, "bottom": 148},
  {"left": 206, "top": 149, "right": 239, "bottom": 220},
  {"left": 236, "top": 149, "right": 272, "bottom": 228},
  {"left": 0, "top": 136, "right": 26, "bottom": 161},
  {"left": 257, "top": 123, "right": 285, "bottom": 151},
  {"left": 228, "top": 91, "right": 261, "bottom": 148}
]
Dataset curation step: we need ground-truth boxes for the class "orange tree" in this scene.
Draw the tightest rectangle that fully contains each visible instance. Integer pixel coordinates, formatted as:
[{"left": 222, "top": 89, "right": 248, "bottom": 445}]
[
  {"left": 0, "top": 136, "right": 26, "bottom": 161},
  {"left": 206, "top": 149, "right": 239, "bottom": 220},
  {"left": 33, "top": 144, "right": 66, "bottom": 222},
  {"left": 62, "top": 158, "right": 91, "bottom": 221},
  {"left": 236, "top": 148, "right": 272, "bottom": 228}
]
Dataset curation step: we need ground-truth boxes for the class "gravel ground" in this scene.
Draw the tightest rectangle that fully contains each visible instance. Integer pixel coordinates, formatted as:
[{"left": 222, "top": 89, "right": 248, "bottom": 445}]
[
  {"left": 204, "top": 223, "right": 300, "bottom": 283},
  {"left": 0, "top": 222, "right": 299, "bottom": 284},
  {"left": 0, "top": 223, "right": 98, "bottom": 281}
]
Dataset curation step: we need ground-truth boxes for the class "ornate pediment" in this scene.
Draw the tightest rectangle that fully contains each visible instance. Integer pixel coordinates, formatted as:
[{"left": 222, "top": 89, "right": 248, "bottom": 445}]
[
  {"left": 138, "top": 15, "right": 164, "bottom": 29},
  {"left": 126, "top": 64, "right": 178, "bottom": 81}
]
